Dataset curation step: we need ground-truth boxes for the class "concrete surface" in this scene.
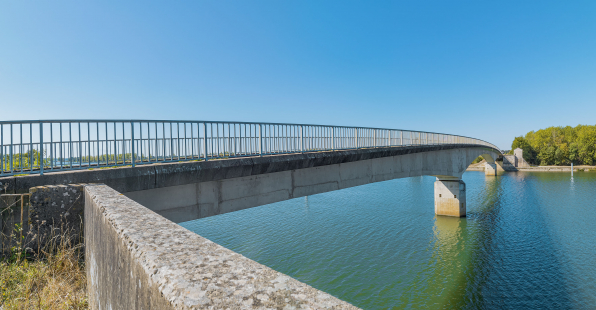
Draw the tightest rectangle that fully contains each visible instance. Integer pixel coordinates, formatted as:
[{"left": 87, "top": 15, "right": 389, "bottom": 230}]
[
  {"left": 28, "top": 184, "right": 85, "bottom": 250},
  {"left": 434, "top": 178, "right": 466, "bottom": 217},
  {"left": 123, "top": 145, "right": 500, "bottom": 223},
  {"left": 85, "top": 184, "right": 360, "bottom": 310}
]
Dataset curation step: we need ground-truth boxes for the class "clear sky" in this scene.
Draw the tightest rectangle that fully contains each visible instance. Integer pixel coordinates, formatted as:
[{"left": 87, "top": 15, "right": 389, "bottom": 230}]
[{"left": 1, "top": 1, "right": 595, "bottom": 149}]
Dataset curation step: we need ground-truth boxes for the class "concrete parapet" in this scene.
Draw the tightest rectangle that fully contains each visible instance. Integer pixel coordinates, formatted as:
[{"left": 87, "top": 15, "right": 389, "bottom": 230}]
[{"left": 85, "top": 184, "right": 360, "bottom": 309}]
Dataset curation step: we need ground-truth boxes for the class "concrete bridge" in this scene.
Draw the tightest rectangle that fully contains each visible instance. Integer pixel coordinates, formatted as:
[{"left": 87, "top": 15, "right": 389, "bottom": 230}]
[
  {"left": 0, "top": 120, "right": 500, "bottom": 309},
  {"left": 4, "top": 143, "right": 500, "bottom": 219},
  {"left": 1, "top": 120, "right": 500, "bottom": 218}
]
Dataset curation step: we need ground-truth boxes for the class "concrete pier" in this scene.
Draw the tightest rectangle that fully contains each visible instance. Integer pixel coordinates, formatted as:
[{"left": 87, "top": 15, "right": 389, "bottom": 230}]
[
  {"left": 485, "top": 162, "right": 498, "bottom": 176},
  {"left": 484, "top": 161, "right": 506, "bottom": 176},
  {"left": 434, "top": 177, "right": 466, "bottom": 217}
]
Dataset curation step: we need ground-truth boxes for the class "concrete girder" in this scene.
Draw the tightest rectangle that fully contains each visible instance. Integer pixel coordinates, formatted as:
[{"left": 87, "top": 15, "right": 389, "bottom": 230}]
[{"left": 122, "top": 146, "right": 501, "bottom": 223}]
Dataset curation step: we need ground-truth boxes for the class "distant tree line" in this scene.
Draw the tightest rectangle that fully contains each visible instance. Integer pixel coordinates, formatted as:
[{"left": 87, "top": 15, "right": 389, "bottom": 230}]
[
  {"left": 1, "top": 150, "right": 44, "bottom": 171},
  {"left": 511, "top": 125, "right": 596, "bottom": 166}
]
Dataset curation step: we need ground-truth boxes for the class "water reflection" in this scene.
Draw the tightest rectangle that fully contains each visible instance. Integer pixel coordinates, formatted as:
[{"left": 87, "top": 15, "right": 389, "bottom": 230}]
[{"left": 434, "top": 216, "right": 463, "bottom": 247}]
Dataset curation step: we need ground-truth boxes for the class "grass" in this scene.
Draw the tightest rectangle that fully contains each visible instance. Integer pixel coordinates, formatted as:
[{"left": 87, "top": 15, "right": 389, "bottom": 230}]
[{"left": 0, "top": 222, "right": 87, "bottom": 309}]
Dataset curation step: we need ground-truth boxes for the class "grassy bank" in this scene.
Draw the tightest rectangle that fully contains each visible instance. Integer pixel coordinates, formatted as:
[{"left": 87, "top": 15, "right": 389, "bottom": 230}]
[{"left": 0, "top": 230, "right": 87, "bottom": 309}]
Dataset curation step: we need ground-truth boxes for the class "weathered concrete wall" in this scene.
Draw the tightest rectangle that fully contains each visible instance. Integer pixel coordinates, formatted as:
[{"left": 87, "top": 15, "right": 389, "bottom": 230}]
[
  {"left": 85, "top": 184, "right": 360, "bottom": 309},
  {"left": 28, "top": 185, "right": 85, "bottom": 250},
  {"left": 503, "top": 155, "right": 517, "bottom": 169},
  {"left": 513, "top": 148, "right": 531, "bottom": 168},
  {"left": 1, "top": 185, "right": 85, "bottom": 257},
  {"left": 124, "top": 146, "right": 500, "bottom": 223}
]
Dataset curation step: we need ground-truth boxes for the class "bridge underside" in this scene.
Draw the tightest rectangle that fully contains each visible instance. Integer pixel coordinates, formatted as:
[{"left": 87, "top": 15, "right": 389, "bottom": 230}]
[{"left": 122, "top": 145, "right": 499, "bottom": 222}]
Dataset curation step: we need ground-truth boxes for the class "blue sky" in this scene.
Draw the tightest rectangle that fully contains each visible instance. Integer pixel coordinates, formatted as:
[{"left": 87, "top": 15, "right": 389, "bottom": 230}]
[{"left": 1, "top": 1, "right": 595, "bottom": 149}]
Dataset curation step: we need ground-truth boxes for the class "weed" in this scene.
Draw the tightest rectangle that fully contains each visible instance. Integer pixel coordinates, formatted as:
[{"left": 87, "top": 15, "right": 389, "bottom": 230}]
[{"left": 1, "top": 199, "right": 87, "bottom": 309}]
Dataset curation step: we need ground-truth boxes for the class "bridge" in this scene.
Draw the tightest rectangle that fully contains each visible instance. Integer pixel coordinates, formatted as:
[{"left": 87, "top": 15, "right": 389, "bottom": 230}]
[
  {"left": 0, "top": 120, "right": 500, "bottom": 218},
  {"left": 0, "top": 119, "right": 501, "bottom": 309}
]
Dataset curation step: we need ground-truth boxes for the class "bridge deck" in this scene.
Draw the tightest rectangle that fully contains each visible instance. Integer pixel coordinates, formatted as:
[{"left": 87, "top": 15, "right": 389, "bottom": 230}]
[{"left": 0, "top": 143, "right": 498, "bottom": 195}]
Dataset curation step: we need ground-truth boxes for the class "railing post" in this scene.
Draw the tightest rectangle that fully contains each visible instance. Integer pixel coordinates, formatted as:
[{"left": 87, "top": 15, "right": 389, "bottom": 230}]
[
  {"left": 373, "top": 129, "right": 376, "bottom": 148},
  {"left": 39, "top": 123, "right": 44, "bottom": 175},
  {"left": 300, "top": 125, "right": 304, "bottom": 153},
  {"left": 400, "top": 131, "right": 403, "bottom": 146},
  {"left": 10, "top": 124, "right": 13, "bottom": 172},
  {"left": 203, "top": 122, "right": 208, "bottom": 161},
  {"left": 355, "top": 128, "right": 358, "bottom": 148},
  {"left": 389, "top": 130, "right": 391, "bottom": 147},
  {"left": 259, "top": 123, "right": 263, "bottom": 156},
  {"left": 131, "top": 121, "right": 135, "bottom": 167},
  {"left": 332, "top": 127, "right": 335, "bottom": 151}
]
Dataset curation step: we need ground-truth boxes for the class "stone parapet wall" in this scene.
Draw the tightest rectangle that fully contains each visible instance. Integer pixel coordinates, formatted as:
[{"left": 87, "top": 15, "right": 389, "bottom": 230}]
[{"left": 85, "top": 184, "right": 360, "bottom": 309}]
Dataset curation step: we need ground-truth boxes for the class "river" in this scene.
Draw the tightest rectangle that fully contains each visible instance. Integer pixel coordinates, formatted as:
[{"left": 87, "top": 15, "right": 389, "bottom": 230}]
[{"left": 180, "top": 171, "right": 596, "bottom": 309}]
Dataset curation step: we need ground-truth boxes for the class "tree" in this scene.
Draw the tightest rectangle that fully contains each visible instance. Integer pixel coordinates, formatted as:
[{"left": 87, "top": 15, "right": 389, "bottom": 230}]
[
  {"left": 569, "top": 142, "right": 579, "bottom": 164},
  {"left": 576, "top": 126, "right": 596, "bottom": 165},
  {"left": 511, "top": 136, "right": 536, "bottom": 164},
  {"left": 511, "top": 124, "right": 596, "bottom": 166}
]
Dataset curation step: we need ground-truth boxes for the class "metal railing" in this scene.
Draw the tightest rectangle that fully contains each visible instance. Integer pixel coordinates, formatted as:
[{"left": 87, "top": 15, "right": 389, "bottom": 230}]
[{"left": 0, "top": 120, "right": 499, "bottom": 177}]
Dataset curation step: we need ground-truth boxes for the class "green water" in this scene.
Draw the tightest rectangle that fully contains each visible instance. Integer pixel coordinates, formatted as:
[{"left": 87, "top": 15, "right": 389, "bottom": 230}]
[{"left": 180, "top": 171, "right": 596, "bottom": 309}]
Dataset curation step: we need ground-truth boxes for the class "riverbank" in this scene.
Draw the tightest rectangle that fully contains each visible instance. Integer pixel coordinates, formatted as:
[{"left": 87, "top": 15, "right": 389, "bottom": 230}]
[
  {"left": 517, "top": 165, "right": 595, "bottom": 172},
  {"left": 466, "top": 161, "right": 596, "bottom": 172}
]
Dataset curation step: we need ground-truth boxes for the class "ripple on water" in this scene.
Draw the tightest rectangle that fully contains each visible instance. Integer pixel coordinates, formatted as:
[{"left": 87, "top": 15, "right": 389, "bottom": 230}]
[{"left": 180, "top": 171, "right": 596, "bottom": 309}]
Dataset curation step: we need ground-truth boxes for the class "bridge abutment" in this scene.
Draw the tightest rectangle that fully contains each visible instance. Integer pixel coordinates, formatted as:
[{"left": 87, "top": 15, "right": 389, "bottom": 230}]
[{"left": 434, "top": 177, "right": 466, "bottom": 217}]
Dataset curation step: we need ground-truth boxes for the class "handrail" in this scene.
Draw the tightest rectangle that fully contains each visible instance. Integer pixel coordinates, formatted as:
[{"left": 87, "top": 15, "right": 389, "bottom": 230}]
[{"left": 0, "top": 120, "right": 500, "bottom": 177}]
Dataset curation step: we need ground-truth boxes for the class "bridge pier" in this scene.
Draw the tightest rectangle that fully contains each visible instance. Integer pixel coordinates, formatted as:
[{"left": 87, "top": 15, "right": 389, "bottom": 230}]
[
  {"left": 434, "top": 177, "right": 466, "bottom": 217},
  {"left": 484, "top": 162, "right": 505, "bottom": 176},
  {"left": 485, "top": 162, "right": 497, "bottom": 176}
]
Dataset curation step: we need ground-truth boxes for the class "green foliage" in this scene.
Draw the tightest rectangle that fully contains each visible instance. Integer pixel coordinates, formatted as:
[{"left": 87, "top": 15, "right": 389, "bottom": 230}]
[
  {"left": 0, "top": 149, "right": 47, "bottom": 172},
  {"left": 471, "top": 156, "right": 484, "bottom": 164},
  {"left": 1, "top": 150, "right": 144, "bottom": 173},
  {"left": 512, "top": 124, "right": 596, "bottom": 166},
  {"left": 511, "top": 136, "right": 537, "bottom": 164}
]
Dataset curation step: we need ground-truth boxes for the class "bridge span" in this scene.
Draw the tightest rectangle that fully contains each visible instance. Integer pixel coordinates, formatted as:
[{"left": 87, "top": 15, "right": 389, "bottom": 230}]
[
  {"left": 1, "top": 119, "right": 501, "bottom": 309},
  {"left": 1, "top": 120, "right": 500, "bottom": 218}
]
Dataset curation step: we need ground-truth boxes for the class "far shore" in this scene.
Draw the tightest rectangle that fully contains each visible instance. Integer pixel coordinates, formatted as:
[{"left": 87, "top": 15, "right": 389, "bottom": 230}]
[{"left": 467, "top": 163, "right": 595, "bottom": 172}]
